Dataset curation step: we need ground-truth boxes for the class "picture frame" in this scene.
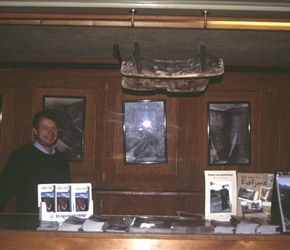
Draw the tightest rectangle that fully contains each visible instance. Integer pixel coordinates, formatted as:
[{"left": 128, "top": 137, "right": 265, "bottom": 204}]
[
  {"left": 123, "top": 100, "right": 167, "bottom": 164},
  {"left": 43, "top": 96, "right": 86, "bottom": 162},
  {"left": 208, "top": 102, "right": 251, "bottom": 166}
]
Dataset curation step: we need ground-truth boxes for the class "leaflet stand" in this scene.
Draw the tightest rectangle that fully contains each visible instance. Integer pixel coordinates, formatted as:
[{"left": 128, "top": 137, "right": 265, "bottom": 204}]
[{"left": 38, "top": 183, "right": 94, "bottom": 222}]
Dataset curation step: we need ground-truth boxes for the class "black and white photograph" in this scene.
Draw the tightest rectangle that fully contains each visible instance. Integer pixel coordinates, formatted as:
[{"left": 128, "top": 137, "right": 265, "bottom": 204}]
[
  {"left": 208, "top": 102, "right": 251, "bottom": 166},
  {"left": 123, "top": 100, "right": 167, "bottom": 164},
  {"left": 241, "top": 200, "right": 263, "bottom": 214},
  {"left": 238, "top": 187, "right": 258, "bottom": 201},
  {"left": 260, "top": 186, "right": 273, "bottom": 206},
  {"left": 210, "top": 182, "right": 232, "bottom": 213},
  {"left": 43, "top": 96, "right": 86, "bottom": 161}
]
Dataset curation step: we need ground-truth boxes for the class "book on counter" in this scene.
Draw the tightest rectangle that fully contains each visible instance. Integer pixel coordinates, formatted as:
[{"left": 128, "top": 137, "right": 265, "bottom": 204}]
[
  {"left": 102, "top": 216, "right": 135, "bottom": 233},
  {"left": 58, "top": 216, "right": 86, "bottom": 231},
  {"left": 37, "top": 214, "right": 110, "bottom": 232},
  {"left": 237, "top": 173, "right": 274, "bottom": 219},
  {"left": 210, "top": 219, "right": 235, "bottom": 234},
  {"left": 82, "top": 214, "right": 110, "bottom": 232},
  {"left": 129, "top": 215, "right": 212, "bottom": 234},
  {"left": 204, "top": 170, "right": 237, "bottom": 221},
  {"left": 231, "top": 215, "right": 280, "bottom": 234}
]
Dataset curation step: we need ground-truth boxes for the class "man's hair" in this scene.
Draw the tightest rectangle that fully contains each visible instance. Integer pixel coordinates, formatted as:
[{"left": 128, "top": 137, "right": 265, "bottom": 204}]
[{"left": 32, "top": 110, "right": 60, "bottom": 129}]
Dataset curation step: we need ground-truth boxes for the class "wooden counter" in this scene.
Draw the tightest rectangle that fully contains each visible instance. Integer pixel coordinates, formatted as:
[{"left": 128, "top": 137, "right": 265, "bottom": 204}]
[
  {"left": 1, "top": 229, "right": 290, "bottom": 250},
  {"left": 0, "top": 214, "right": 289, "bottom": 249}
]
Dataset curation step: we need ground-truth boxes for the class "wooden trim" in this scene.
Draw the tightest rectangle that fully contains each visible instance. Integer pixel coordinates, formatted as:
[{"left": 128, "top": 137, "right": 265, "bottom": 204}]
[
  {"left": 0, "top": 13, "right": 289, "bottom": 31},
  {"left": 0, "top": 60, "right": 289, "bottom": 73}
]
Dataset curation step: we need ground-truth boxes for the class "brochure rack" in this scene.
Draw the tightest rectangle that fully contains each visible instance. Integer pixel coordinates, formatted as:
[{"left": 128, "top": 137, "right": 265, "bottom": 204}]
[{"left": 38, "top": 183, "right": 93, "bottom": 222}]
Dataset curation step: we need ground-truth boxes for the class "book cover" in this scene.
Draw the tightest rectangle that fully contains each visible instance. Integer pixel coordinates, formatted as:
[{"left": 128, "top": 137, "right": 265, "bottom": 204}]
[
  {"left": 204, "top": 170, "right": 237, "bottom": 221},
  {"left": 237, "top": 173, "right": 274, "bottom": 218}
]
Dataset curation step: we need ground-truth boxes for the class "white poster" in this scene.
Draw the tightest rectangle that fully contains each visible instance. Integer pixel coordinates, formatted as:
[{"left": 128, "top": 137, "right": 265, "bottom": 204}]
[{"left": 204, "top": 170, "right": 237, "bottom": 221}]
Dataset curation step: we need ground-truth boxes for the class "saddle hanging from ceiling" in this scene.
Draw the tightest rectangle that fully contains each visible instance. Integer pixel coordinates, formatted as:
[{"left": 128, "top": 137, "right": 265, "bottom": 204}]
[{"left": 120, "top": 42, "right": 224, "bottom": 93}]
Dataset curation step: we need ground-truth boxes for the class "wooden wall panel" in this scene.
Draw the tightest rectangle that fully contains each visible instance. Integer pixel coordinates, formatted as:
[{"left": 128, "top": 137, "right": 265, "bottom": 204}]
[
  {"left": 100, "top": 77, "right": 189, "bottom": 191},
  {"left": 0, "top": 87, "right": 15, "bottom": 172},
  {"left": 0, "top": 68, "right": 290, "bottom": 215},
  {"left": 195, "top": 90, "right": 260, "bottom": 191},
  {"left": 94, "top": 192, "right": 189, "bottom": 216},
  {"left": 278, "top": 91, "right": 290, "bottom": 169}
]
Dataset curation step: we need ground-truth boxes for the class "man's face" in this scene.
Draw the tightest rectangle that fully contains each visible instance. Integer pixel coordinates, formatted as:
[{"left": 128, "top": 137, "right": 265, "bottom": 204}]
[{"left": 33, "top": 117, "right": 58, "bottom": 151}]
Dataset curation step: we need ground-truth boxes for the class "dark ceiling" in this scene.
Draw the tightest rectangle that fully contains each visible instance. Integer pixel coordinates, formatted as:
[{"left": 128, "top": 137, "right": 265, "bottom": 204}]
[{"left": 0, "top": 1, "right": 290, "bottom": 68}]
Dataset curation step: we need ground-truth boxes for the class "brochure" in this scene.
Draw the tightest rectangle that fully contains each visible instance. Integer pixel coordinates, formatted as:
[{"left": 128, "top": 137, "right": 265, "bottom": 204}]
[
  {"left": 204, "top": 170, "right": 237, "bottom": 221},
  {"left": 271, "top": 171, "right": 290, "bottom": 233},
  {"left": 237, "top": 173, "right": 274, "bottom": 218}
]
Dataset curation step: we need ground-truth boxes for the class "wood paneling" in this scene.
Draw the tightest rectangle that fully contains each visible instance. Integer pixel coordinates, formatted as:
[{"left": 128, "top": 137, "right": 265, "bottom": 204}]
[
  {"left": 101, "top": 82, "right": 187, "bottom": 191},
  {"left": 0, "top": 87, "right": 15, "bottom": 171},
  {"left": 0, "top": 68, "right": 290, "bottom": 215},
  {"left": 95, "top": 191, "right": 189, "bottom": 216},
  {"left": 278, "top": 91, "right": 290, "bottom": 169}
]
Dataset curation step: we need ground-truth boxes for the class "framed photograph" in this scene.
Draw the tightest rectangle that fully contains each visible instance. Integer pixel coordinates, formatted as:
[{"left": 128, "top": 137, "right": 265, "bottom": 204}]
[
  {"left": 123, "top": 100, "right": 167, "bottom": 164},
  {"left": 43, "top": 96, "right": 86, "bottom": 161},
  {"left": 208, "top": 102, "right": 251, "bottom": 166}
]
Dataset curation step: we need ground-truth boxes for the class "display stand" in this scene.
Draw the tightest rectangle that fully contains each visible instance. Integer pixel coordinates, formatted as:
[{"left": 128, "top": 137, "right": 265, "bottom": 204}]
[{"left": 38, "top": 183, "right": 93, "bottom": 222}]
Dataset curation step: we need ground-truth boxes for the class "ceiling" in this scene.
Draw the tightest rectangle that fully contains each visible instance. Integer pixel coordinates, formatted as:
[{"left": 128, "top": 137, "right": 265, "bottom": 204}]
[{"left": 0, "top": 1, "right": 290, "bottom": 69}]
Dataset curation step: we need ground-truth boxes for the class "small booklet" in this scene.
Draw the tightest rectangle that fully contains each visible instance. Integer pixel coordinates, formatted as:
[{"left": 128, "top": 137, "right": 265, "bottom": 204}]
[
  {"left": 38, "top": 184, "right": 56, "bottom": 212},
  {"left": 237, "top": 173, "right": 274, "bottom": 218},
  {"left": 73, "top": 184, "right": 91, "bottom": 212},
  {"left": 56, "top": 184, "right": 71, "bottom": 212},
  {"left": 82, "top": 214, "right": 110, "bottom": 232},
  {"left": 204, "top": 170, "right": 237, "bottom": 221},
  {"left": 58, "top": 216, "right": 86, "bottom": 231},
  {"left": 177, "top": 211, "right": 204, "bottom": 220},
  {"left": 102, "top": 216, "right": 135, "bottom": 233}
]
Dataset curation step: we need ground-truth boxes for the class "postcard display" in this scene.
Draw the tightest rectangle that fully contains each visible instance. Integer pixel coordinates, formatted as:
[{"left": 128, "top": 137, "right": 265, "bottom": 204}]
[
  {"left": 237, "top": 173, "right": 274, "bottom": 219},
  {"left": 204, "top": 170, "right": 237, "bottom": 221},
  {"left": 38, "top": 183, "right": 93, "bottom": 222}
]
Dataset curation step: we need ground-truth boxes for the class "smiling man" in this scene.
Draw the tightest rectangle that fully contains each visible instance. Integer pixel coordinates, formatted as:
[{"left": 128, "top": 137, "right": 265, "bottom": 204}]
[{"left": 0, "top": 110, "right": 71, "bottom": 213}]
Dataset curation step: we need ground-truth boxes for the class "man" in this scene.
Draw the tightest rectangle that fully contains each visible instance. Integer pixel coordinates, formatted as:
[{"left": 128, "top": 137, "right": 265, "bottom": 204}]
[
  {"left": 220, "top": 185, "right": 229, "bottom": 211},
  {"left": 0, "top": 110, "right": 71, "bottom": 213}
]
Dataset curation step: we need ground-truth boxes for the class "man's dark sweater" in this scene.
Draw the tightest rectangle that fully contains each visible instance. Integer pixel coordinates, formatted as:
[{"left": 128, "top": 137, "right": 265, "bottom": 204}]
[{"left": 0, "top": 143, "right": 71, "bottom": 213}]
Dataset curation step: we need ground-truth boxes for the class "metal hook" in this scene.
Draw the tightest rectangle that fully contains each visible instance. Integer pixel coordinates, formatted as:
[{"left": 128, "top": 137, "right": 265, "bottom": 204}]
[
  {"left": 202, "top": 10, "right": 209, "bottom": 29},
  {"left": 130, "top": 9, "right": 136, "bottom": 27}
]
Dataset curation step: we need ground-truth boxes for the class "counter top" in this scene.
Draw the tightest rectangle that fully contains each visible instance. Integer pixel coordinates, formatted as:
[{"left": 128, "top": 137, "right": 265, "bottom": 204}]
[{"left": 0, "top": 214, "right": 289, "bottom": 250}]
